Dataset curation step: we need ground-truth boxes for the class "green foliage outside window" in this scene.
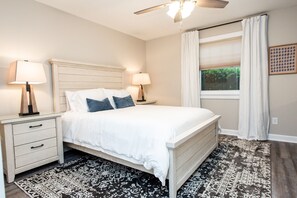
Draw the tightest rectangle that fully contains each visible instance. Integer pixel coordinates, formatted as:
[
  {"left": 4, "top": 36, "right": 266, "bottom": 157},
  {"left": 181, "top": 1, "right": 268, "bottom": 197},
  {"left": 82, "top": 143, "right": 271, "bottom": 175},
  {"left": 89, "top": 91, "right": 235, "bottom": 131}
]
[{"left": 201, "top": 66, "right": 240, "bottom": 90}]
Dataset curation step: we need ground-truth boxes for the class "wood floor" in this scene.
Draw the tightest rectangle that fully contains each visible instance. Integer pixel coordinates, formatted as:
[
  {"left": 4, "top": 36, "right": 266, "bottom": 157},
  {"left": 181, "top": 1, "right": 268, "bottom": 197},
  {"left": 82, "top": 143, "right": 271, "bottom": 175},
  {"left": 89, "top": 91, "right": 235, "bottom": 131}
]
[
  {"left": 271, "top": 141, "right": 297, "bottom": 198},
  {"left": 4, "top": 139, "right": 297, "bottom": 198}
]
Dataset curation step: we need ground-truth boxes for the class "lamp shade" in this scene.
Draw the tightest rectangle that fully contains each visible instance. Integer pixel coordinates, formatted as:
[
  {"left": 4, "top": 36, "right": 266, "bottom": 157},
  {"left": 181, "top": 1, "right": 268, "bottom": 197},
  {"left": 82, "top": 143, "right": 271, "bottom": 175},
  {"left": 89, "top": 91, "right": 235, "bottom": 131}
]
[
  {"left": 132, "top": 73, "right": 151, "bottom": 85},
  {"left": 8, "top": 61, "right": 46, "bottom": 84}
]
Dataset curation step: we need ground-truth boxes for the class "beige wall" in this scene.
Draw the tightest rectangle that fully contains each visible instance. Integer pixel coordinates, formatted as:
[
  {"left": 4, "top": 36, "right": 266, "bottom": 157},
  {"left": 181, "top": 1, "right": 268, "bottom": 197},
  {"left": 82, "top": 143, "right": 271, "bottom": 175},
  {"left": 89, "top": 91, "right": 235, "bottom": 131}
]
[
  {"left": 146, "top": 6, "right": 297, "bottom": 136},
  {"left": 146, "top": 34, "right": 181, "bottom": 106},
  {"left": 0, "top": 0, "right": 145, "bottom": 116},
  {"left": 268, "top": 7, "right": 297, "bottom": 136},
  {"left": 201, "top": 100, "right": 239, "bottom": 130}
]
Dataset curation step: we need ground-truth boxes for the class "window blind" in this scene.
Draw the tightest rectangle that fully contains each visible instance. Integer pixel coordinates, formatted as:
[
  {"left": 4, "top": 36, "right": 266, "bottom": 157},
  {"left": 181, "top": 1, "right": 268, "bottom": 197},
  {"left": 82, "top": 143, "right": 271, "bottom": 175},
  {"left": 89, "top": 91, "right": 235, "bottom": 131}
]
[{"left": 200, "top": 37, "right": 241, "bottom": 70}]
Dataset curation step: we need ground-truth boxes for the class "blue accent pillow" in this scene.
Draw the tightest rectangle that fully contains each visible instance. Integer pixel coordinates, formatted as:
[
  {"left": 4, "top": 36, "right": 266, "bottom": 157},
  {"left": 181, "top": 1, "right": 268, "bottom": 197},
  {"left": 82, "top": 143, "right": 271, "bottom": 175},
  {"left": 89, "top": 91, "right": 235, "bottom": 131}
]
[
  {"left": 86, "top": 98, "right": 114, "bottom": 112},
  {"left": 113, "top": 95, "right": 135, "bottom": 109}
]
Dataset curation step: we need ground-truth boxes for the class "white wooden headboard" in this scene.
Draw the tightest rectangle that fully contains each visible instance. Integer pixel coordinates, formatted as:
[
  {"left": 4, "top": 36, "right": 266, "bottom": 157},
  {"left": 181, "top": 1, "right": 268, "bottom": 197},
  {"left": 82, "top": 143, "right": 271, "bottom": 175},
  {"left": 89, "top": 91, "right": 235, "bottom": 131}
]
[{"left": 50, "top": 59, "right": 126, "bottom": 112}]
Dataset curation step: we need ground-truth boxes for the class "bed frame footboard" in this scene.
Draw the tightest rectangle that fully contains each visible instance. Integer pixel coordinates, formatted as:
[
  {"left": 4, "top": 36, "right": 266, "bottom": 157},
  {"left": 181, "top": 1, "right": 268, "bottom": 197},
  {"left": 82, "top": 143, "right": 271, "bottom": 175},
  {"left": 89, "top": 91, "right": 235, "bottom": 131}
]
[
  {"left": 64, "top": 115, "right": 220, "bottom": 198},
  {"left": 166, "top": 115, "right": 220, "bottom": 198}
]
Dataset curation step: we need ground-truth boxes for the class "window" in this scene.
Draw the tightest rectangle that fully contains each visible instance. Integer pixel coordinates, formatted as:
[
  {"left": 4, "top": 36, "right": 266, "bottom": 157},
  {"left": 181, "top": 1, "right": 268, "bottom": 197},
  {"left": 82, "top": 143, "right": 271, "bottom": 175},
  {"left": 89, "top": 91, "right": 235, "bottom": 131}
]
[
  {"left": 199, "top": 32, "right": 242, "bottom": 99},
  {"left": 201, "top": 66, "right": 240, "bottom": 90}
]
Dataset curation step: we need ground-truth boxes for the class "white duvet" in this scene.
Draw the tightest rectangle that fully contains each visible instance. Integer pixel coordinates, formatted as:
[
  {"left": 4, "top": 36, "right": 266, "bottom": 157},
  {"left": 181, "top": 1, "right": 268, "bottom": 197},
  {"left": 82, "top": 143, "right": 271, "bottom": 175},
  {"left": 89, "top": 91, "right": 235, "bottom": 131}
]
[{"left": 62, "top": 105, "right": 214, "bottom": 185}]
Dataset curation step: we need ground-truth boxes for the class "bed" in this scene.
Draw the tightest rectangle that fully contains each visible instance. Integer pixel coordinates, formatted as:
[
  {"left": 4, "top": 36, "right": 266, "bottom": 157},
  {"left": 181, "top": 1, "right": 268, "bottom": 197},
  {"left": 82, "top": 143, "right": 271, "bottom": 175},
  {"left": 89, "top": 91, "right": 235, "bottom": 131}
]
[{"left": 50, "top": 59, "right": 220, "bottom": 198}]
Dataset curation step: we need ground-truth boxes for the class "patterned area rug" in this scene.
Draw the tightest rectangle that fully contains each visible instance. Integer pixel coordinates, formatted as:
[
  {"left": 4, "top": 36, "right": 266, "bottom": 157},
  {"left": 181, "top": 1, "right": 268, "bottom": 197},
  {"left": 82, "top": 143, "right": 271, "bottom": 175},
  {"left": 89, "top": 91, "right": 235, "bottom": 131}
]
[{"left": 15, "top": 137, "right": 271, "bottom": 197}]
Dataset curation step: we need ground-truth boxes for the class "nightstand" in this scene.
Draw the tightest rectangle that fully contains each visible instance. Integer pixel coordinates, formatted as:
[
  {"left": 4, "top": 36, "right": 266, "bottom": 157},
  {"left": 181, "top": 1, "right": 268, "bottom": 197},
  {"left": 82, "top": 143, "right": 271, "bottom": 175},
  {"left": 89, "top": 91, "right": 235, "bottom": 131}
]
[
  {"left": 0, "top": 113, "right": 64, "bottom": 183},
  {"left": 136, "top": 100, "right": 157, "bottom": 105}
]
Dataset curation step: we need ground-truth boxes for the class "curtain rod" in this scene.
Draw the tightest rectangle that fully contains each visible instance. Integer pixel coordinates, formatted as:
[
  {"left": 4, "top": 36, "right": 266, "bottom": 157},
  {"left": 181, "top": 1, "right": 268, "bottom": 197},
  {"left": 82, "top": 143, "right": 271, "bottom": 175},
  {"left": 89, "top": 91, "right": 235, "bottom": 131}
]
[{"left": 189, "top": 13, "right": 267, "bottom": 32}]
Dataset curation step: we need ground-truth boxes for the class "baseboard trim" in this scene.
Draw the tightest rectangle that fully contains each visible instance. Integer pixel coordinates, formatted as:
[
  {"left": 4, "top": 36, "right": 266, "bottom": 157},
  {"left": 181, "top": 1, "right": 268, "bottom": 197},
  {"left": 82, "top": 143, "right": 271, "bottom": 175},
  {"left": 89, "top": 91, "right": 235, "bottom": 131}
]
[
  {"left": 268, "top": 134, "right": 297, "bottom": 144},
  {"left": 219, "top": 129, "right": 297, "bottom": 144},
  {"left": 219, "top": 129, "right": 238, "bottom": 136}
]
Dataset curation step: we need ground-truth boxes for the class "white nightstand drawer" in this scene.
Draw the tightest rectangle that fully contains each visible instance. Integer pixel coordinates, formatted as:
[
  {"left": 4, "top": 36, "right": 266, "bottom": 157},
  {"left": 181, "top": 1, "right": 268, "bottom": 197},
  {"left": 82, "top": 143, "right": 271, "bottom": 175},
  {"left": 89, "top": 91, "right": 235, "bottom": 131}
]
[
  {"left": 15, "top": 138, "right": 57, "bottom": 157},
  {"left": 14, "top": 128, "right": 56, "bottom": 146},
  {"left": 13, "top": 119, "right": 55, "bottom": 135},
  {"left": 0, "top": 113, "right": 63, "bottom": 183},
  {"left": 15, "top": 147, "right": 58, "bottom": 168}
]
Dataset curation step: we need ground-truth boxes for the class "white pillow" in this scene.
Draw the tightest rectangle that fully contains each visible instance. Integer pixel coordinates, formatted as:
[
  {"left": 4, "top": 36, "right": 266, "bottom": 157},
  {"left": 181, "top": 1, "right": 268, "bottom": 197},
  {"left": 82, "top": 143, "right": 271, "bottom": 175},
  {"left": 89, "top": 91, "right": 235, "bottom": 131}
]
[
  {"left": 65, "top": 88, "right": 106, "bottom": 112},
  {"left": 103, "top": 88, "right": 132, "bottom": 108}
]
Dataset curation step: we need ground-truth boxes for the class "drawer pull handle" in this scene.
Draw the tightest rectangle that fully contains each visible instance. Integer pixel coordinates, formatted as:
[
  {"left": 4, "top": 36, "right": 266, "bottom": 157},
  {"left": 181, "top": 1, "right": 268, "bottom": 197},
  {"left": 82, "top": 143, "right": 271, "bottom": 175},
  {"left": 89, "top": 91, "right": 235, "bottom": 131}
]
[
  {"left": 31, "top": 144, "right": 44, "bottom": 149},
  {"left": 29, "top": 124, "right": 43, "bottom": 128}
]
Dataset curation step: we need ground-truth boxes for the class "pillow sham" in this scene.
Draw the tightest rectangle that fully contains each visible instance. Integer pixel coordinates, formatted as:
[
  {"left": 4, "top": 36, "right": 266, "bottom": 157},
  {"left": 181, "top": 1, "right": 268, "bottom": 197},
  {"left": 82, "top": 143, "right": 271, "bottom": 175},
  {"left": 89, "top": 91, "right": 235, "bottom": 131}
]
[
  {"left": 104, "top": 88, "right": 131, "bottom": 108},
  {"left": 86, "top": 98, "right": 114, "bottom": 112},
  {"left": 113, "top": 95, "right": 135, "bottom": 109},
  {"left": 65, "top": 88, "right": 106, "bottom": 112}
]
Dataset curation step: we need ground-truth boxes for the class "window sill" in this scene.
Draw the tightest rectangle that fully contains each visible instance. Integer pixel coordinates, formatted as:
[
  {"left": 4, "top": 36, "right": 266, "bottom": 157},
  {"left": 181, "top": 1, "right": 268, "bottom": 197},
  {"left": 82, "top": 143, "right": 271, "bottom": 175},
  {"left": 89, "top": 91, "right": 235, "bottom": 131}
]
[{"left": 201, "top": 90, "right": 239, "bottom": 100}]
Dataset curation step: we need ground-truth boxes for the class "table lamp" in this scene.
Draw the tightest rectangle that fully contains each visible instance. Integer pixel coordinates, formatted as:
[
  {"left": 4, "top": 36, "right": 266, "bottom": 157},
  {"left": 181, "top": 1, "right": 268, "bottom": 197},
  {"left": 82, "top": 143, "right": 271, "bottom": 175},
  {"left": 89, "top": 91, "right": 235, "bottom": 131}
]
[
  {"left": 132, "top": 72, "right": 151, "bottom": 102},
  {"left": 8, "top": 60, "right": 46, "bottom": 116}
]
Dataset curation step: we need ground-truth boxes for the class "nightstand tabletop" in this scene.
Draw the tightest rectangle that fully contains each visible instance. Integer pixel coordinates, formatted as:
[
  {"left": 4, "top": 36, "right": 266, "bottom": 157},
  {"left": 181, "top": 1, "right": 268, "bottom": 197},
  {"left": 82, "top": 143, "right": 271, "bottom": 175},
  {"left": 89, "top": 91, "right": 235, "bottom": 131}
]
[
  {"left": 136, "top": 100, "right": 157, "bottom": 105},
  {"left": 0, "top": 112, "right": 62, "bottom": 124}
]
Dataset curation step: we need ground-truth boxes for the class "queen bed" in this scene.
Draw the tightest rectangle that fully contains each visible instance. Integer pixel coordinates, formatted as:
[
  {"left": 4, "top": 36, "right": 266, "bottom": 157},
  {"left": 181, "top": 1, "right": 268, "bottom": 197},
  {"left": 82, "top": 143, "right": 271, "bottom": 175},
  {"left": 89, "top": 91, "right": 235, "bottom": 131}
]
[{"left": 50, "top": 59, "right": 220, "bottom": 198}]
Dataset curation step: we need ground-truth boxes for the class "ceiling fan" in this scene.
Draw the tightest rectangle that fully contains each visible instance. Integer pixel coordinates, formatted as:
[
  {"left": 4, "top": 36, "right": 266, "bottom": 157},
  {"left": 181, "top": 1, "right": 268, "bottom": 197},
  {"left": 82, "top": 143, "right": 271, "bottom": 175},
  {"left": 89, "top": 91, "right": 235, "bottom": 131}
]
[{"left": 134, "top": 0, "right": 229, "bottom": 23}]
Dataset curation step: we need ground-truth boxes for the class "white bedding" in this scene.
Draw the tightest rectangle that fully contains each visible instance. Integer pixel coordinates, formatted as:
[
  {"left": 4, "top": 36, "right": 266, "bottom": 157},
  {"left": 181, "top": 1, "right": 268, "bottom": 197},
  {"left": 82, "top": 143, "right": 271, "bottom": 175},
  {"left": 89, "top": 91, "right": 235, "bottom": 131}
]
[{"left": 62, "top": 105, "right": 215, "bottom": 185}]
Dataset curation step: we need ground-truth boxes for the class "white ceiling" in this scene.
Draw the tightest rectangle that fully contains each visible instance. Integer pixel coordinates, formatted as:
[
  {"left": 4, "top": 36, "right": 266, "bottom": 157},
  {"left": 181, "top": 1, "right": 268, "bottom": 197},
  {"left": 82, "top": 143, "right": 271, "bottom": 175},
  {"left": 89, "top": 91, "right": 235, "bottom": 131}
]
[{"left": 35, "top": 0, "right": 297, "bottom": 41}]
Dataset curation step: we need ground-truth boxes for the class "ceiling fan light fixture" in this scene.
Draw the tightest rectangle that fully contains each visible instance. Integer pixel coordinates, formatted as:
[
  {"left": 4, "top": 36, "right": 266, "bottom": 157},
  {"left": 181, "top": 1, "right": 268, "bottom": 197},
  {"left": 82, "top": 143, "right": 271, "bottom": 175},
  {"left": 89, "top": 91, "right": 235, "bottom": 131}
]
[
  {"left": 167, "top": 0, "right": 196, "bottom": 20},
  {"left": 167, "top": 1, "right": 180, "bottom": 18},
  {"left": 135, "top": 0, "right": 228, "bottom": 23},
  {"left": 181, "top": 1, "right": 196, "bottom": 18}
]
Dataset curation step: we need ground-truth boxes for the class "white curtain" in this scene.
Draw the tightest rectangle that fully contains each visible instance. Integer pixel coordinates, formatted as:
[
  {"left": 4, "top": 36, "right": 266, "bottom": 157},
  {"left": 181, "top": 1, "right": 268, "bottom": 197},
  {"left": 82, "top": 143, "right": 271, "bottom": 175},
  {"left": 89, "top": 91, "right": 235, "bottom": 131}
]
[
  {"left": 181, "top": 31, "right": 200, "bottom": 107},
  {"left": 238, "top": 15, "right": 270, "bottom": 140}
]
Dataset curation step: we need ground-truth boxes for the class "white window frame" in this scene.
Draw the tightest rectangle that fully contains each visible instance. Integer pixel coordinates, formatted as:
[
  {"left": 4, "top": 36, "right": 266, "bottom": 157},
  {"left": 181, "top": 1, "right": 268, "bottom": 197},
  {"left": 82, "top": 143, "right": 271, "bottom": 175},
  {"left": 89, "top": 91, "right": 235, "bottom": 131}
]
[
  {"left": 201, "top": 90, "right": 240, "bottom": 99},
  {"left": 199, "top": 31, "right": 242, "bottom": 100}
]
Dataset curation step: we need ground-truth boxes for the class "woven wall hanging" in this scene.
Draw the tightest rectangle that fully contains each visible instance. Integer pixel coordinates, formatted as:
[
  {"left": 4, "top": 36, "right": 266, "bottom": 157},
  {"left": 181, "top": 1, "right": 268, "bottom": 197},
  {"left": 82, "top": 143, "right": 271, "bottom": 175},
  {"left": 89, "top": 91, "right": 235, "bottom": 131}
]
[{"left": 269, "top": 43, "right": 297, "bottom": 75}]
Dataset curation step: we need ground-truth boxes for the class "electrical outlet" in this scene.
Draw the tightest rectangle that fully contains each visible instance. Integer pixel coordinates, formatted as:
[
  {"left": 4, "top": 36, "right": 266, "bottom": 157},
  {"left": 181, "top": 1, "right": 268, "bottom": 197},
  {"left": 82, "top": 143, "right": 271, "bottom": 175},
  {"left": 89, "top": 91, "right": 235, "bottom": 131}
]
[{"left": 272, "top": 117, "right": 278, "bottom": 125}]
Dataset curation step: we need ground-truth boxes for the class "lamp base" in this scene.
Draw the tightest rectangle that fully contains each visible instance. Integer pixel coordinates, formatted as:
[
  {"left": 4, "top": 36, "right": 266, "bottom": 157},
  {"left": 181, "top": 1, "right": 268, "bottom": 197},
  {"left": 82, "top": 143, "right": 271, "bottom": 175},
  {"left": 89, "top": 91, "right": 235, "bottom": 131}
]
[
  {"left": 20, "top": 84, "right": 39, "bottom": 116},
  {"left": 137, "top": 99, "right": 146, "bottom": 102},
  {"left": 137, "top": 84, "right": 147, "bottom": 102},
  {"left": 19, "top": 111, "right": 40, "bottom": 116}
]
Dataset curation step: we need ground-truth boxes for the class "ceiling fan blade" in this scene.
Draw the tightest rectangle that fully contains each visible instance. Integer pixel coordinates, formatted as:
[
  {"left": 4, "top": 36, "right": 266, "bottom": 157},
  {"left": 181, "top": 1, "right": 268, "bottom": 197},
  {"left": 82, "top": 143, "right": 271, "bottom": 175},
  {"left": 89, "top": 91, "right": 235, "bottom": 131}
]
[
  {"left": 197, "top": 0, "right": 229, "bottom": 8},
  {"left": 174, "top": 9, "right": 182, "bottom": 23},
  {"left": 134, "top": 3, "right": 169, "bottom": 15}
]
